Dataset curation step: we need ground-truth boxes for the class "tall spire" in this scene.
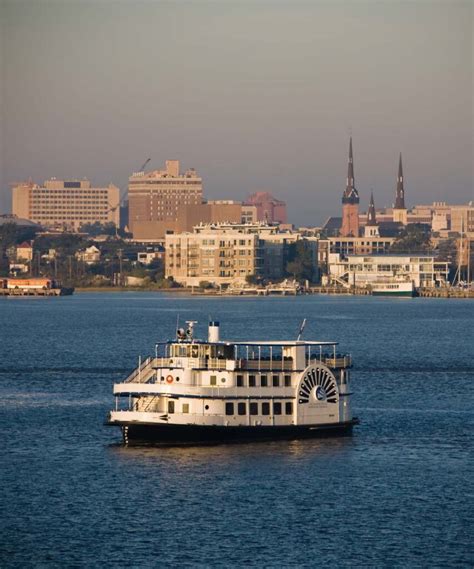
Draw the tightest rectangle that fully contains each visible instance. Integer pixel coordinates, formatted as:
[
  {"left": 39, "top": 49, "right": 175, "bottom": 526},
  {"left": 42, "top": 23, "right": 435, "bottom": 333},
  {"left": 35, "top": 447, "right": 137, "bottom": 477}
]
[
  {"left": 394, "top": 153, "right": 405, "bottom": 209},
  {"left": 366, "top": 190, "right": 377, "bottom": 226},
  {"left": 342, "top": 137, "right": 359, "bottom": 204}
]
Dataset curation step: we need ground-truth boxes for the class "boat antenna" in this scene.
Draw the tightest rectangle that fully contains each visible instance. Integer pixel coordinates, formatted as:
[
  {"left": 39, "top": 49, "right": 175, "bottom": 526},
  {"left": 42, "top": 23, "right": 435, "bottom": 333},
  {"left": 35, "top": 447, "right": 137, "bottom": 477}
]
[
  {"left": 297, "top": 318, "right": 307, "bottom": 341},
  {"left": 176, "top": 314, "right": 180, "bottom": 336}
]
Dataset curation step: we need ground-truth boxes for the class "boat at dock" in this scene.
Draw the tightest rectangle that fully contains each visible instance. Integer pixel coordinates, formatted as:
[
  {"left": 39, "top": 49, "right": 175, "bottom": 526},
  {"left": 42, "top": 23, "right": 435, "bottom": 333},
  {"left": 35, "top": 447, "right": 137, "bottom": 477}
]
[
  {"left": 0, "top": 277, "right": 74, "bottom": 296},
  {"left": 106, "top": 320, "right": 357, "bottom": 445},
  {"left": 370, "top": 278, "right": 415, "bottom": 297}
]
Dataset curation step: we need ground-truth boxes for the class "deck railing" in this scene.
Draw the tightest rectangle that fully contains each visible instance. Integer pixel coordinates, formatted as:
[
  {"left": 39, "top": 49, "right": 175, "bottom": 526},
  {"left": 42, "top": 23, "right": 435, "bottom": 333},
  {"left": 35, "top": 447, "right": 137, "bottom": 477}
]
[{"left": 124, "top": 356, "right": 154, "bottom": 383}]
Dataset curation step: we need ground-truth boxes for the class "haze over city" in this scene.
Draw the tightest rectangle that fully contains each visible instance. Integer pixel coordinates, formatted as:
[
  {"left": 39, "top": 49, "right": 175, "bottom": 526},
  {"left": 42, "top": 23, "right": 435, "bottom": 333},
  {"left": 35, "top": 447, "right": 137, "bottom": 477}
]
[{"left": 1, "top": 0, "right": 472, "bottom": 224}]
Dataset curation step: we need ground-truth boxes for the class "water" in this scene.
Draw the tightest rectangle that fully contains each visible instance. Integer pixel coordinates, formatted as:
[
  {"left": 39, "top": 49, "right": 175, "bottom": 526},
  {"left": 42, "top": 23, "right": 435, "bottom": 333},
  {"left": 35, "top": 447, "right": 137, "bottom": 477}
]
[{"left": 0, "top": 293, "right": 473, "bottom": 568}]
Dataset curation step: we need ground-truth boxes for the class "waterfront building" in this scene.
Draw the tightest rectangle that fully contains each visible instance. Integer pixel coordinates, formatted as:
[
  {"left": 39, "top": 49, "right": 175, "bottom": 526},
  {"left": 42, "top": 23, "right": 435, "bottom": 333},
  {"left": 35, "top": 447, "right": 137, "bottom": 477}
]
[
  {"left": 328, "top": 254, "right": 449, "bottom": 289},
  {"left": 12, "top": 179, "right": 120, "bottom": 231},
  {"left": 392, "top": 154, "right": 408, "bottom": 225},
  {"left": 128, "top": 160, "right": 203, "bottom": 240},
  {"left": 165, "top": 222, "right": 312, "bottom": 287},
  {"left": 340, "top": 138, "right": 360, "bottom": 237},
  {"left": 243, "top": 192, "right": 287, "bottom": 224}
]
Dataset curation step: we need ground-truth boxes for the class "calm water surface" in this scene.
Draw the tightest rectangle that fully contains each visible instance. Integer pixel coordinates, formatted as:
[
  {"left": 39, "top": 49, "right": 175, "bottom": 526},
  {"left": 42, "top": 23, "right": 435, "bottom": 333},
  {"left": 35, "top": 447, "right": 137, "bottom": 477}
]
[{"left": 0, "top": 293, "right": 473, "bottom": 568}]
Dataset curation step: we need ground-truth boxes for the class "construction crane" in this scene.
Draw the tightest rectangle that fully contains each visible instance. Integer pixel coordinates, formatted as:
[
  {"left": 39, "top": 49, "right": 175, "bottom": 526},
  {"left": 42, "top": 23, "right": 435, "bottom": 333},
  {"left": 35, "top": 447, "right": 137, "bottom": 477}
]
[{"left": 139, "top": 158, "right": 151, "bottom": 172}]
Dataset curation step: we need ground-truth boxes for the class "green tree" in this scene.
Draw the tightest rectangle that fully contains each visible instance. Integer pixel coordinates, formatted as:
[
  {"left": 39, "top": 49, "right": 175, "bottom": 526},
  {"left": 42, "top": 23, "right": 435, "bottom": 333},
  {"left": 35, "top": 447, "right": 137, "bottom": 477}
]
[
  {"left": 390, "top": 224, "right": 431, "bottom": 253},
  {"left": 79, "top": 222, "right": 117, "bottom": 237},
  {"left": 285, "top": 240, "right": 316, "bottom": 282}
]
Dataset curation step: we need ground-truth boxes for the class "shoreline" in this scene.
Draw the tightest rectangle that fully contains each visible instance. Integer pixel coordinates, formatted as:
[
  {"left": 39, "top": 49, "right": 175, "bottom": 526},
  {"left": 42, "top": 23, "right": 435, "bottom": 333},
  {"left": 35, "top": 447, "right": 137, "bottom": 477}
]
[{"left": 74, "top": 286, "right": 474, "bottom": 298}]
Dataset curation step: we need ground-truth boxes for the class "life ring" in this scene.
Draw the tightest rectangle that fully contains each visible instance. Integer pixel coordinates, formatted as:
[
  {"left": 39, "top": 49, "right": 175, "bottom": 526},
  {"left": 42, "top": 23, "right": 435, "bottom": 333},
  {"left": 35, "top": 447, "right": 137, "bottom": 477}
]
[{"left": 166, "top": 375, "right": 174, "bottom": 384}]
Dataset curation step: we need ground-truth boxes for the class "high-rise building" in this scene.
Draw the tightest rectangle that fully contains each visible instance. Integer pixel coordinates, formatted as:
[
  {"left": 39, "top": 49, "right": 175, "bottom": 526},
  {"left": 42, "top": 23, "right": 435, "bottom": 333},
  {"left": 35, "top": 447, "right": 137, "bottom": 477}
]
[
  {"left": 243, "top": 191, "right": 287, "bottom": 224},
  {"left": 340, "top": 138, "right": 360, "bottom": 237},
  {"left": 11, "top": 179, "right": 120, "bottom": 230},
  {"left": 393, "top": 154, "right": 408, "bottom": 225},
  {"left": 128, "top": 160, "right": 203, "bottom": 240}
]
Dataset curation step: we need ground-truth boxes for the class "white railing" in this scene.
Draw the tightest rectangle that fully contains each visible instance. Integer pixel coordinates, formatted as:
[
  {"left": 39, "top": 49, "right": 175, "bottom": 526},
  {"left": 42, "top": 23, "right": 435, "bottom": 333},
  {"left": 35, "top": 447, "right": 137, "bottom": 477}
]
[{"left": 124, "top": 356, "right": 154, "bottom": 383}]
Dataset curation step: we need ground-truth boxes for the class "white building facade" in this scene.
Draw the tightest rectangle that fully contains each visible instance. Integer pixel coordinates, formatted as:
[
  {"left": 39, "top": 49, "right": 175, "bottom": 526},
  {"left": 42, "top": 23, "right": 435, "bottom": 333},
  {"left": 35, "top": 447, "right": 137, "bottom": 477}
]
[{"left": 329, "top": 254, "right": 449, "bottom": 289}]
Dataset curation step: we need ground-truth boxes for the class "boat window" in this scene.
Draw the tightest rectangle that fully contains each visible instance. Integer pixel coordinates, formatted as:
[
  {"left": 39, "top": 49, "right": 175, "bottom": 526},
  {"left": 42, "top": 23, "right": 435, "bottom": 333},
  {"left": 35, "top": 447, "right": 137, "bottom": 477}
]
[
  {"left": 274, "top": 402, "right": 282, "bottom": 415},
  {"left": 262, "top": 402, "right": 270, "bottom": 415},
  {"left": 285, "top": 402, "right": 293, "bottom": 415},
  {"left": 249, "top": 375, "right": 256, "bottom": 387},
  {"left": 168, "top": 401, "right": 175, "bottom": 414},
  {"left": 182, "top": 403, "right": 189, "bottom": 413},
  {"left": 225, "top": 402, "right": 234, "bottom": 415},
  {"left": 284, "top": 375, "right": 291, "bottom": 387},
  {"left": 236, "top": 374, "right": 244, "bottom": 387},
  {"left": 260, "top": 375, "right": 268, "bottom": 387},
  {"left": 249, "top": 402, "right": 258, "bottom": 415},
  {"left": 238, "top": 402, "right": 246, "bottom": 415},
  {"left": 210, "top": 375, "right": 217, "bottom": 386},
  {"left": 272, "top": 375, "right": 279, "bottom": 387}
]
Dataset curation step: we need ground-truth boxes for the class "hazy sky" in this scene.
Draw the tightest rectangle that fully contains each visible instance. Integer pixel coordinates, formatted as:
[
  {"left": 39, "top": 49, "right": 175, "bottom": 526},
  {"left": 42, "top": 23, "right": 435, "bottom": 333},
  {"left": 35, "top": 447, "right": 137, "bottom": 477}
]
[{"left": 1, "top": 0, "right": 473, "bottom": 225}]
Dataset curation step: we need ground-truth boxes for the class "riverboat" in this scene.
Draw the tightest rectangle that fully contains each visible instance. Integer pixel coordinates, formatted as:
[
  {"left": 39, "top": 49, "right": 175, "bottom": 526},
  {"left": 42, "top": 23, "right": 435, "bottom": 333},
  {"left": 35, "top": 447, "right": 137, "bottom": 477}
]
[
  {"left": 371, "top": 278, "right": 415, "bottom": 297},
  {"left": 106, "top": 321, "right": 357, "bottom": 444}
]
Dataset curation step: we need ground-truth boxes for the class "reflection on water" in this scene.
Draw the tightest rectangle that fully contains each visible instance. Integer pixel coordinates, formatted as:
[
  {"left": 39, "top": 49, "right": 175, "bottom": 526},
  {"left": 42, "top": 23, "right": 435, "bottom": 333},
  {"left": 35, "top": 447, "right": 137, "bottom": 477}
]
[{"left": 109, "top": 435, "right": 356, "bottom": 466}]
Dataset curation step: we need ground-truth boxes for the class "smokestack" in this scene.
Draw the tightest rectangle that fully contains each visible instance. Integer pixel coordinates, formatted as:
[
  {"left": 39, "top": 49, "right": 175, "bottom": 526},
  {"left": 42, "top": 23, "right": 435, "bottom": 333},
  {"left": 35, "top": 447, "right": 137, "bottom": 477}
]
[{"left": 208, "top": 321, "right": 220, "bottom": 343}]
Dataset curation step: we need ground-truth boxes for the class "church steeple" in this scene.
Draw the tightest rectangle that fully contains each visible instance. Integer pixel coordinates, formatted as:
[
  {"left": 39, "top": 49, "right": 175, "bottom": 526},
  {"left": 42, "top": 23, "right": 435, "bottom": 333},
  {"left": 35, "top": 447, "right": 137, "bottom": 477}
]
[
  {"left": 394, "top": 153, "right": 405, "bottom": 209},
  {"left": 366, "top": 191, "right": 377, "bottom": 226},
  {"left": 342, "top": 137, "right": 359, "bottom": 204},
  {"left": 340, "top": 137, "right": 360, "bottom": 237},
  {"left": 364, "top": 190, "right": 380, "bottom": 237}
]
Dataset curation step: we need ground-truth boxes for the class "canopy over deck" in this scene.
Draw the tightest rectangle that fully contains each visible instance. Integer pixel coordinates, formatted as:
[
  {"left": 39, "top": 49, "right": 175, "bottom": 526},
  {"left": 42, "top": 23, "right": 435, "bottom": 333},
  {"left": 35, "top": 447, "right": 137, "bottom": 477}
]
[{"left": 155, "top": 340, "right": 339, "bottom": 347}]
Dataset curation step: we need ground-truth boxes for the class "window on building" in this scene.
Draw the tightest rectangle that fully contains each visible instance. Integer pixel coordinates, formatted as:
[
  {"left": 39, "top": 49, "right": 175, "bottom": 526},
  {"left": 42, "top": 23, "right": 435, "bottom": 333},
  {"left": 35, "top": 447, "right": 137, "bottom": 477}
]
[
  {"left": 210, "top": 375, "right": 217, "bottom": 386},
  {"left": 168, "top": 401, "right": 175, "bottom": 414},
  {"left": 262, "top": 402, "right": 270, "bottom": 415},
  {"left": 249, "top": 375, "right": 256, "bottom": 387},
  {"left": 284, "top": 375, "right": 291, "bottom": 387},
  {"left": 274, "top": 402, "right": 282, "bottom": 415},
  {"left": 225, "top": 402, "right": 234, "bottom": 416},
  {"left": 249, "top": 402, "right": 258, "bottom": 415},
  {"left": 272, "top": 375, "right": 279, "bottom": 387},
  {"left": 237, "top": 374, "right": 244, "bottom": 387},
  {"left": 285, "top": 402, "right": 293, "bottom": 415},
  {"left": 260, "top": 375, "right": 268, "bottom": 387},
  {"left": 238, "top": 402, "right": 246, "bottom": 415}
]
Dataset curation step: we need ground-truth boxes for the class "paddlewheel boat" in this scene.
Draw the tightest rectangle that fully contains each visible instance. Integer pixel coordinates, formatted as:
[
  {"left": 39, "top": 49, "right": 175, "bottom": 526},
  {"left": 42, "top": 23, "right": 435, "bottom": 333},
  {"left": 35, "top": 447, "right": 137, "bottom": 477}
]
[{"left": 106, "top": 321, "right": 358, "bottom": 444}]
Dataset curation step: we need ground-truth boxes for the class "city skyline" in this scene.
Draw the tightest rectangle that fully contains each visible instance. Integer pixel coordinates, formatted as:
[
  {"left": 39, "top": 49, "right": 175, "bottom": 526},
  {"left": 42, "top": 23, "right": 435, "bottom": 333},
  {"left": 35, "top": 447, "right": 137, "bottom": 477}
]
[{"left": 1, "top": 1, "right": 472, "bottom": 225}]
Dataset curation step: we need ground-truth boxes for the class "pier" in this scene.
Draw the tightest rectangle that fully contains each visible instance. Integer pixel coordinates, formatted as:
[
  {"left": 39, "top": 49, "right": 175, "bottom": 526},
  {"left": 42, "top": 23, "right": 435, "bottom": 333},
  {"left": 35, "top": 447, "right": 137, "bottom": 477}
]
[{"left": 0, "top": 288, "right": 63, "bottom": 297}]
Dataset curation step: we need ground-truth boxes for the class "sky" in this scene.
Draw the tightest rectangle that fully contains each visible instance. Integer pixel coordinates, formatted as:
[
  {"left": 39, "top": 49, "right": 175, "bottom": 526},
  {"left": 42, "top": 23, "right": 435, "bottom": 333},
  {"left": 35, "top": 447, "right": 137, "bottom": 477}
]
[{"left": 0, "top": 0, "right": 473, "bottom": 225}]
